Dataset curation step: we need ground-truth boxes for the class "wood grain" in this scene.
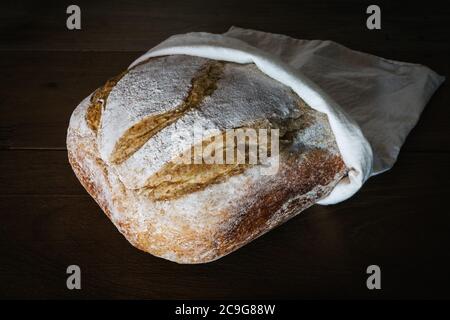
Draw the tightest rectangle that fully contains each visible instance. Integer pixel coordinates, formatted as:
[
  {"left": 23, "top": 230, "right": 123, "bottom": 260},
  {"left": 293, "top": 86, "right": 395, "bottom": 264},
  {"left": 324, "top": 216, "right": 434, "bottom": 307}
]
[{"left": 0, "top": 0, "right": 449, "bottom": 299}]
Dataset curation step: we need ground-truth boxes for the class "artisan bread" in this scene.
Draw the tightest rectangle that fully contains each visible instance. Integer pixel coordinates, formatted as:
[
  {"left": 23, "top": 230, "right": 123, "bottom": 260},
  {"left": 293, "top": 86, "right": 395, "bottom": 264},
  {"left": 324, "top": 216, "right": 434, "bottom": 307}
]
[{"left": 67, "top": 54, "right": 347, "bottom": 263}]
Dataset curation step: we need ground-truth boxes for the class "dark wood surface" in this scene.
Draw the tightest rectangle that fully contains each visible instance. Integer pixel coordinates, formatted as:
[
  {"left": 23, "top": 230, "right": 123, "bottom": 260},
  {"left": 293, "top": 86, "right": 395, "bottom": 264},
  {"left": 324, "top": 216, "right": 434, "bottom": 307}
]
[{"left": 1, "top": 0, "right": 449, "bottom": 299}]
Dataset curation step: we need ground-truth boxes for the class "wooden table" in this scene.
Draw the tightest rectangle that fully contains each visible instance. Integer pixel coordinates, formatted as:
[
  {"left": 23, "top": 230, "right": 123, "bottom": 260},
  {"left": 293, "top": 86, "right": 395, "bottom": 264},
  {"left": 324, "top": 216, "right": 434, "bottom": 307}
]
[{"left": 1, "top": 0, "right": 449, "bottom": 299}]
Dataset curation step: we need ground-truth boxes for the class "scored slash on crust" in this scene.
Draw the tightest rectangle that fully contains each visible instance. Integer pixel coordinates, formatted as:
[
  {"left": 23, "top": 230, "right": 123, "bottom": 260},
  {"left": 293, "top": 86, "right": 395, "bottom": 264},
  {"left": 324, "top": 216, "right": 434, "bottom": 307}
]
[{"left": 67, "top": 55, "right": 349, "bottom": 263}]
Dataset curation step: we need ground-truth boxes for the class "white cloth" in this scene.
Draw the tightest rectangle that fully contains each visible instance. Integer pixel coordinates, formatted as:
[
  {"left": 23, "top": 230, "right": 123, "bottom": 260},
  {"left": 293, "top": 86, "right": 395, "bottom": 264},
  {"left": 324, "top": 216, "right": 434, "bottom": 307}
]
[{"left": 129, "top": 26, "right": 444, "bottom": 205}]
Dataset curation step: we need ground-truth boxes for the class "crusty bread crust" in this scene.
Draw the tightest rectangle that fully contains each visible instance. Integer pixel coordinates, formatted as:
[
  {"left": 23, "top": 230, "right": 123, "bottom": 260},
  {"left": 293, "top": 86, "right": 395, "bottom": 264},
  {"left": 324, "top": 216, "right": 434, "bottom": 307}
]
[{"left": 67, "top": 56, "right": 347, "bottom": 264}]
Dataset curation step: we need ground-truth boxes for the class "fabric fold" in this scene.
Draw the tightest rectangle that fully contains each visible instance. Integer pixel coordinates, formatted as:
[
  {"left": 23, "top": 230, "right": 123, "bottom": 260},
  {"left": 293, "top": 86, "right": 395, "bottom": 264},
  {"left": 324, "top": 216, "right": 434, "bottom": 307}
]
[{"left": 128, "top": 27, "right": 444, "bottom": 205}]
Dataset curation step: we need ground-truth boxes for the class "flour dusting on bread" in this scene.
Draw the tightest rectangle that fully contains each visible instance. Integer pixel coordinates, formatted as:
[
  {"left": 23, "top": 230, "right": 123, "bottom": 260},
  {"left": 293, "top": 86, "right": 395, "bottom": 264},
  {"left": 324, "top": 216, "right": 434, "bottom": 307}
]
[{"left": 67, "top": 55, "right": 347, "bottom": 264}]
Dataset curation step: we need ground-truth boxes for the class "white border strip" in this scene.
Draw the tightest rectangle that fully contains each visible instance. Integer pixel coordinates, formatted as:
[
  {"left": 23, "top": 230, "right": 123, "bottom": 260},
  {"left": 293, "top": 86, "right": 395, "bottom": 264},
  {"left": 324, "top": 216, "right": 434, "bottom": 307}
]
[{"left": 130, "top": 32, "right": 373, "bottom": 204}]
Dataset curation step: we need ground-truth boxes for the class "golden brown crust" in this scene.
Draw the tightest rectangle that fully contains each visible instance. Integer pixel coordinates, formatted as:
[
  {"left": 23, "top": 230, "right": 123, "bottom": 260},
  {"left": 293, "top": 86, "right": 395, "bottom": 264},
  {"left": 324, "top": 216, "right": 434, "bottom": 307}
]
[
  {"left": 68, "top": 125, "right": 346, "bottom": 263},
  {"left": 67, "top": 55, "right": 348, "bottom": 264},
  {"left": 215, "top": 150, "right": 346, "bottom": 256}
]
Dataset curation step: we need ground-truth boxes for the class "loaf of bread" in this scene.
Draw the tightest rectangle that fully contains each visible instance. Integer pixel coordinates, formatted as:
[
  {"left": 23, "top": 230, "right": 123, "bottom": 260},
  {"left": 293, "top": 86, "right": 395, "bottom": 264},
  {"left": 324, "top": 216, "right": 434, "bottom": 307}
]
[{"left": 67, "top": 54, "right": 347, "bottom": 263}]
